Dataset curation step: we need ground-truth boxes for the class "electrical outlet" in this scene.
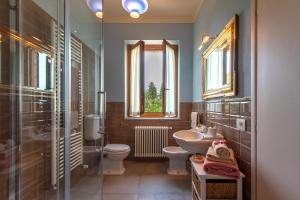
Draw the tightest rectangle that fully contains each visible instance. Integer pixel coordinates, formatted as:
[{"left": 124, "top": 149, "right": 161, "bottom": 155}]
[
  {"left": 236, "top": 118, "right": 246, "bottom": 131},
  {"left": 83, "top": 165, "right": 89, "bottom": 169}
]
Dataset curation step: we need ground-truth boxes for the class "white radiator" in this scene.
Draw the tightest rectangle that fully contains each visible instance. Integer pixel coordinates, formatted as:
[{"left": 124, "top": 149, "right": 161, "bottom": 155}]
[
  {"left": 134, "top": 126, "right": 171, "bottom": 158},
  {"left": 51, "top": 23, "right": 83, "bottom": 187}
]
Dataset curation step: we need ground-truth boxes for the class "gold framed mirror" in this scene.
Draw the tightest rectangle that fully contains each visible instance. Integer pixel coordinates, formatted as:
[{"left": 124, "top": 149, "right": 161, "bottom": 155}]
[{"left": 202, "top": 15, "right": 238, "bottom": 99}]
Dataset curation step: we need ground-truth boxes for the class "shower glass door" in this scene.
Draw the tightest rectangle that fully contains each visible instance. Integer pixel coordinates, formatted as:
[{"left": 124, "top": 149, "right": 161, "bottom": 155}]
[
  {"left": 0, "top": 0, "right": 104, "bottom": 199},
  {"left": 0, "top": 0, "right": 64, "bottom": 199},
  {"left": 66, "top": 0, "right": 105, "bottom": 199},
  {"left": 0, "top": 0, "right": 63, "bottom": 200}
]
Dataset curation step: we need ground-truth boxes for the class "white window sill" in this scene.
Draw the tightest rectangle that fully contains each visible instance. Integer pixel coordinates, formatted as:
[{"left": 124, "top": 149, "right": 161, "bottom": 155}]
[{"left": 124, "top": 116, "right": 180, "bottom": 121}]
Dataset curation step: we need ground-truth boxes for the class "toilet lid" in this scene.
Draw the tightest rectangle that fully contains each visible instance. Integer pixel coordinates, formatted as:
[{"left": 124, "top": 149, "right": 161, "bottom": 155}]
[{"left": 104, "top": 144, "right": 130, "bottom": 153}]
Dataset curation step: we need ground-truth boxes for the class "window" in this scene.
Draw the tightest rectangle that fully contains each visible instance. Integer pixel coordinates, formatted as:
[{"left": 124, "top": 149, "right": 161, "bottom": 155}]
[{"left": 127, "top": 40, "right": 179, "bottom": 118}]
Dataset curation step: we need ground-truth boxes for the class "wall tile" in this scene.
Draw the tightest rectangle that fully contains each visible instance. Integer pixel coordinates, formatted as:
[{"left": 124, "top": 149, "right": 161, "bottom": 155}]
[
  {"left": 222, "top": 125, "right": 240, "bottom": 142},
  {"left": 226, "top": 139, "right": 240, "bottom": 158},
  {"left": 240, "top": 132, "right": 251, "bottom": 148},
  {"left": 215, "top": 103, "right": 223, "bottom": 113},
  {"left": 239, "top": 160, "right": 251, "bottom": 200},
  {"left": 206, "top": 103, "right": 215, "bottom": 112},
  {"left": 229, "top": 115, "right": 239, "bottom": 128},
  {"left": 240, "top": 146, "right": 251, "bottom": 163},
  {"left": 221, "top": 114, "right": 230, "bottom": 126},
  {"left": 106, "top": 102, "right": 193, "bottom": 160},
  {"left": 224, "top": 103, "right": 230, "bottom": 114},
  {"left": 229, "top": 102, "right": 240, "bottom": 115},
  {"left": 240, "top": 101, "right": 251, "bottom": 116},
  {"left": 192, "top": 98, "right": 252, "bottom": 200}
]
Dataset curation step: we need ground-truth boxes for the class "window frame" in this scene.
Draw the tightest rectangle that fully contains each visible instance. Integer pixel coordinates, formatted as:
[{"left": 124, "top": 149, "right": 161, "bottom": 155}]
[{"left": 127, "top": 41, "right": 179, "bottom": 119}]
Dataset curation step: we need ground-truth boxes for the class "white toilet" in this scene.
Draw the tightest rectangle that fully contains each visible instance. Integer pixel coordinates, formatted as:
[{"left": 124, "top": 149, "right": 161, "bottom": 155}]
[
  {"left": 84, "top": 115, "right": 131, "bottom": 175},
  {"left": 163, "top": 146, "right": 190, "bottom": 175},
  {"left": 103, "top": 144, "right": 130, "bottom": 175}
]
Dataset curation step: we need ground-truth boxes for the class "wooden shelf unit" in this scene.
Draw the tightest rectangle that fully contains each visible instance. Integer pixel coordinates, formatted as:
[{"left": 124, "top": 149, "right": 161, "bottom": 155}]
[{"left": 191, "top": 159, "right": 245, "bottom": 200}]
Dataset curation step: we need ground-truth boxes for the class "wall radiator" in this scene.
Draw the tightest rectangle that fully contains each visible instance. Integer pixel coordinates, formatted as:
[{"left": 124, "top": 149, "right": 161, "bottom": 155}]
[
  {"left": 134, "top": 126, "right": 171, "bottom": 158},
  {"left": 51, "top": 23, "right": 83, "bottom": 187},
  {"left": 57, "top": 132, "right": 83, "bottom": 179}
]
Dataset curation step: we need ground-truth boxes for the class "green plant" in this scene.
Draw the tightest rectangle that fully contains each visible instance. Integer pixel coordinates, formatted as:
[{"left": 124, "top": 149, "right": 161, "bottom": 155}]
[{"left": 145, "top": 82, "right": 163, "bottom": 112}]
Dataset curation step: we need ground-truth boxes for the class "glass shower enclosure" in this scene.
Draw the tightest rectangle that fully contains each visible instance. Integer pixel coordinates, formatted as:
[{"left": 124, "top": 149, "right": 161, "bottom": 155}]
[{"left": 0, "top": 0, "right": 105, "bottom": 199}]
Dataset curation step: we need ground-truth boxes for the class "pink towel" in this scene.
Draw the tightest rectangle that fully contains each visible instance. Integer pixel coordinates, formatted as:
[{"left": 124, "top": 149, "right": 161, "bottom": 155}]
[
  {"left": 203, "top": 158, "right": 240, "bottom": 179},
  {"left": 212, "top": 139, "right": 227, "bottom": 147}
]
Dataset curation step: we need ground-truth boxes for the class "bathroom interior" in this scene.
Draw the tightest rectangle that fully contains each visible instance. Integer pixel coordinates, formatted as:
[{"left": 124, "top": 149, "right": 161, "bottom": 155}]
[{"left": 0, "top": 0, "right": 299, "bottom": 200}]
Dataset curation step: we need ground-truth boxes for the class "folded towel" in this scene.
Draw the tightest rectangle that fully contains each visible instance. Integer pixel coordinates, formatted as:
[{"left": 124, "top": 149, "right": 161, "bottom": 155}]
[
  {"left": 212, "top": 140, "right": 231, "bottom": 159},
  {"left": 206, "top": 147, "right": 234, "bottom": 164},
  {"left": 203, "top": 158, "right": 240, "bottom": 179},
  {"left": 214, "top": 143, "right": 231, "bottom": 159},
  {"left": 212, "top": 139, "right": 227, "bottom": 147}
]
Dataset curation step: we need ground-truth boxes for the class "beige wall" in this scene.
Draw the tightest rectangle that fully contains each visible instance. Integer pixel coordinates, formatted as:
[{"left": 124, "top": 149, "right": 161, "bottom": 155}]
[{"left": 257, "top": 0, "right": 300, "bottom": 200}]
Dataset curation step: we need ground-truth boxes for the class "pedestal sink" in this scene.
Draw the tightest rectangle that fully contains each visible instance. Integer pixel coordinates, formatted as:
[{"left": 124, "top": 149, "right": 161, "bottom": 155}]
[{"left": 173, "top": 129, "right": 214, "bottom": 154}]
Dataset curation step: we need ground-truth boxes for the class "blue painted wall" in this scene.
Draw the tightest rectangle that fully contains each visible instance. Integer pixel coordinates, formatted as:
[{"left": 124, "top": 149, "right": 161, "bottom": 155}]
[
  {"left": 104, "top": 23, "right": 193, "bottom": 102},
  {"left": 193, "top": 0, "right": 251, "bottom": 101},
  {"left": 104, "top": 0, "right": 251, "bottom": 103}
]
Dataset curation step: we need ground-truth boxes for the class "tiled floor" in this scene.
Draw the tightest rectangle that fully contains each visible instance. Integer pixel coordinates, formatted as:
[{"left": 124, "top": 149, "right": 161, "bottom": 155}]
[{"left": 70, "top": 161, "right": 192, "bottom": 200}]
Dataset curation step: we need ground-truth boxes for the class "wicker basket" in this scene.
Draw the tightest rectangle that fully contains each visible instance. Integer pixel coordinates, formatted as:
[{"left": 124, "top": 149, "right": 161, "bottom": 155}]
[
  {"left": 206, "top": 180, "right": 237, "bottom": 199},
  {"left": 192, "top": 172, "right": 201, "bottom": 195},
  {"left": 192, "top": 190, "right": 199, "bottom": 200}
]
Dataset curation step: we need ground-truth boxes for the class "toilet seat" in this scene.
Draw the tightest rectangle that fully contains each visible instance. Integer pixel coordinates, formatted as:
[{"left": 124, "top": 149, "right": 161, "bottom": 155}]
[
  {"left": 163, "top": 146, "right": 189, "bottom": 155},
  {"left": 104, "top": 144, "right": 130, "bottom": 153}
]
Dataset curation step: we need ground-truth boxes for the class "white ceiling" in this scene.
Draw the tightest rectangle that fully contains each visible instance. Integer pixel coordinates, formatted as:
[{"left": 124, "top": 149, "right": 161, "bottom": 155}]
[
  {"left": 104, "top": 0, "right": 204, "bottom": 23},
  {"left": 32, "top": 0, "right": 203, "bottom": 49}
]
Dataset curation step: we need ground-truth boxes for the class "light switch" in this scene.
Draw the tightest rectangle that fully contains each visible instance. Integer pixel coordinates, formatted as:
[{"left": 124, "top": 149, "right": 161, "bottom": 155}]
[{"left": 236, "top": 118, "right": 246, "bottom": 131}]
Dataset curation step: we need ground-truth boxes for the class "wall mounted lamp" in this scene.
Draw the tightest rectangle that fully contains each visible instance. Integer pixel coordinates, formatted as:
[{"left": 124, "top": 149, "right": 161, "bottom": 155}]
[{"left": 198, "top": 35, "right": 216, "bottom": 51}]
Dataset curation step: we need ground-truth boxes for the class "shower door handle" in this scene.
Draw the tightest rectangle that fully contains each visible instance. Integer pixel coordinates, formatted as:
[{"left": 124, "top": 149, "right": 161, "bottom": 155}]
[{"left": 97, "top": 91, "right": 106, "bottom": 135}]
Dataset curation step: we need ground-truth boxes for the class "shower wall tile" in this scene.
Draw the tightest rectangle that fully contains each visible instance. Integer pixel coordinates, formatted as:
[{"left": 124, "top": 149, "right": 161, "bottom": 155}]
[
  {"left": 0, "top": 87, "right": 54, "bottom": 200},
  {"left": 0, "top": 1, "right": 56, "bottom": 198},
  {"left": 0, "top": 1, "right": 9, "bottom": 28}
]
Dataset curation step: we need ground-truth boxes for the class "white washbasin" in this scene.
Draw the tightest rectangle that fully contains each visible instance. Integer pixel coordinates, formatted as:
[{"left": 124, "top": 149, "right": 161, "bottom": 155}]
[{"left": 173, "top": 129, "right": 213, "bottom": 154}]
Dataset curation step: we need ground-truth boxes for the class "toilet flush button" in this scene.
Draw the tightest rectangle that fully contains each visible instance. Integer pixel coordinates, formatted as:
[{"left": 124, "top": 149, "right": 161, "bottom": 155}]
[{"left": 236, "top": 119, "right": 246, "bottom": 131}]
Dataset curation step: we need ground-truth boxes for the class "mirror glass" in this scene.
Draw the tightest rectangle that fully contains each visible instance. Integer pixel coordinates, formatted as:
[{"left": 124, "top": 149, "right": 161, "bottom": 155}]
[
  {"left": 202, "top": 16, "right": 237, "bottom": 99},
  {"left": 205, "top": 39, "right": 231, "bottom": 91}
]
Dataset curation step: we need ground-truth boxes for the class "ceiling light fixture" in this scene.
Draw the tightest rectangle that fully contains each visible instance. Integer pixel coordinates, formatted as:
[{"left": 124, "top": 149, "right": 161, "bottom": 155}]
[
  {"left": 86, "top": 0, "right": 103, "bottom": 19},
  {"left": 122, "top": 0, "right": 149, "bottom": 19}
]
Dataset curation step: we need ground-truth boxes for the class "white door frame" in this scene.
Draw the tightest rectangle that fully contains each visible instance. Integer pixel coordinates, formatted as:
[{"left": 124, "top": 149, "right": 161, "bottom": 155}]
[{"left": 250, "top": 0, "right": 257, "bottom": 200}]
